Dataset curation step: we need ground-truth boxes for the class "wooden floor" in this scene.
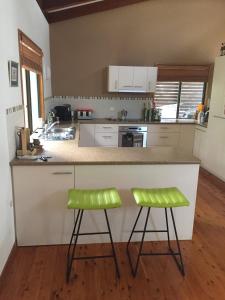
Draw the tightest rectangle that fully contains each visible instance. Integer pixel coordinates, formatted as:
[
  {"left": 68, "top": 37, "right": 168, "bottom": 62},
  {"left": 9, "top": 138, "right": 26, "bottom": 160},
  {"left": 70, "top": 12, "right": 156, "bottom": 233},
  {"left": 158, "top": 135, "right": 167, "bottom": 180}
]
[{"left": 0, "top": 168, "right": 225, "bottom": 300}]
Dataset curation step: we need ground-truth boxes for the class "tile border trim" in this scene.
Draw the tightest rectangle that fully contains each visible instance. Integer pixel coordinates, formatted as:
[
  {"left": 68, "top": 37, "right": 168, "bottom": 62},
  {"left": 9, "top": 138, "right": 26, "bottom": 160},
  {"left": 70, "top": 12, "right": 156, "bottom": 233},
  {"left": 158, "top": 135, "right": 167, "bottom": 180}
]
[
  {"left": 6, "top": 104, "right": 23, "bottom": 115},
  {"left": 46, "top": 96, "right": 152, "bottom": 101}
]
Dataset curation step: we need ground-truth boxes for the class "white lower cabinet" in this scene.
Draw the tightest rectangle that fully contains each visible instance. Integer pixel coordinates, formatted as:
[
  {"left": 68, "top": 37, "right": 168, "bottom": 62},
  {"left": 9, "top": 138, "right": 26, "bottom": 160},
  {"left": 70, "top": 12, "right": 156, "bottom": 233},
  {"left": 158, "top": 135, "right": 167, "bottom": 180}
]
[
  {"left": 193, "top": 126, "right": 207, "bottom": 161},
  {"left": 148, "top": 133, "right": 180, "bottom": 146},
  {"left": 80, "top": 123, "right": 195, "bottom": 150},
  {"left": 147, "top": 124, "right": 181, "bottom": 147},
  {"left": 147, "top": 124, "right": 195, "bottom": 149},
  {"left": 95, "top": 132, "right": 118, "bottom": 147},
  {"left": 178, "top": 125, "right": 195, "bottom": 153},
  {"left": 79, "top": 124, "right": 118, "bottom": 147},
  {"left": 13, "top": 165, "right": 75, "bottom": 246},
  {"left": 79, "top": 124, "right": 95, "bottom": 147}
]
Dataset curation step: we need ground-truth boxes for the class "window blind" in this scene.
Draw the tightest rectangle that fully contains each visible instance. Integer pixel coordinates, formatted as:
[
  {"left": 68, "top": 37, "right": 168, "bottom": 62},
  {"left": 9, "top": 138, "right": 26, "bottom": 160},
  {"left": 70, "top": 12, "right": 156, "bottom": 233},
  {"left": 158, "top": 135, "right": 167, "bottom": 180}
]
[
  {"left": 157, "top": 65, "right": 211, "bottom": 82},
  {"left": 179, "top": 82, "right": 205, "bottom": 118},
  {"left": 18, "top": 30, "right": 43, "bottom": 73},
  {"left": 155, "top": 81, "right": 180, "bottom": 107}
]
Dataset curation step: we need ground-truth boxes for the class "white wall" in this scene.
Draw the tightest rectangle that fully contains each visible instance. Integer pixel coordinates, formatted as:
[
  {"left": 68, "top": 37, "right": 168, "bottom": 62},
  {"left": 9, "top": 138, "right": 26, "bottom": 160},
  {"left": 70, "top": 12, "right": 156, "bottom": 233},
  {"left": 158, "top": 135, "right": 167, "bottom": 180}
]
[{"left": 0, "top": 0, "right": 51, "bottom": 274}]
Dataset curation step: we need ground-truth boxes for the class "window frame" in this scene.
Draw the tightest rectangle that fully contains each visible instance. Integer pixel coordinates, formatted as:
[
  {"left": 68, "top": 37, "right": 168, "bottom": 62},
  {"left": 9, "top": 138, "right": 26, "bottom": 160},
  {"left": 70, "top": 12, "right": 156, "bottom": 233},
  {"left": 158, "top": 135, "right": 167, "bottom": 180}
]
[
  {"left": 155, "top": 80, "right": 207, "bottom": 119},
  {"left": 18, "top": 30, "right": 45, "bottom": 132}
]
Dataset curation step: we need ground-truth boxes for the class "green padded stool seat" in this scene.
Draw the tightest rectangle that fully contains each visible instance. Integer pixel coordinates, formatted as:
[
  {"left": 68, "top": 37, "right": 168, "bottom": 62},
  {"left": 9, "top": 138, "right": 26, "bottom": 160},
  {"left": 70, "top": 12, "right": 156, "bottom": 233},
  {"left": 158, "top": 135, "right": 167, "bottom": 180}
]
[
  {"left": 132, "top": 187, "right": 190, "bottom": 208},
  {"left": 127, "top": 187, "right": 189, "bottom": 277},
  {"left": 68, "top": 188, "right": 122, "bottom": 210},
  {"left": 66, "top": 187, "right": 122, "bottom": 282}
]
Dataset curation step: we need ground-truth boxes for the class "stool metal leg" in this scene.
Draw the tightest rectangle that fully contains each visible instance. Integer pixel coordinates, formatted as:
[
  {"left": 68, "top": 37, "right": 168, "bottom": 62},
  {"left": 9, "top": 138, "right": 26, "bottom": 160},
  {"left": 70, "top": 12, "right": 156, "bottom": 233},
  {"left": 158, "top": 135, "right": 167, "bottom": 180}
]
[
  {"left": 66, "top": 209, "right": 83, "bottom": 282},
  {"left": 169, "top": 208, "right": 185, "bottom": 276},
  {"left": 165, "top": 208, "right": 172, "bottom": 251},
  {"left": 126, "top": 207, "right": 143, "bottom": 276},
  {"left": 127, "top": 207, "right": 143, "bottom": 248},
  {"left": 67, "top": 209, "right": 81, "bottom": 278},
  {"left": 127, "top": 207, "right": 150, "bottom": 277},
  {"left": 104, "top": 209, "right": 120, "bottom": 278}
]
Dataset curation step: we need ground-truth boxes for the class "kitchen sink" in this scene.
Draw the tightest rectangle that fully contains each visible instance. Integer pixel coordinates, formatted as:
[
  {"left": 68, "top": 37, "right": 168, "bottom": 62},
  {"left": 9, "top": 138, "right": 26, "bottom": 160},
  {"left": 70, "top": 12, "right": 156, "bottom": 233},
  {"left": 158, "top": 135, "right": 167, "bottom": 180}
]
[{"left": 40, "top": 127, "right": 76, "bottom": 141}]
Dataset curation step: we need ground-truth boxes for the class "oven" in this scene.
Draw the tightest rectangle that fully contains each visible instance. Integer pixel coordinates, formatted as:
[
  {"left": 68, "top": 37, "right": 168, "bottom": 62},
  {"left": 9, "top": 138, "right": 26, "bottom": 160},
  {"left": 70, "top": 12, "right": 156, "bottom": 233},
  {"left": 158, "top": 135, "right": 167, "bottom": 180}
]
[{"left": 118, "top": 126, "right": 147, "bottom": 147}]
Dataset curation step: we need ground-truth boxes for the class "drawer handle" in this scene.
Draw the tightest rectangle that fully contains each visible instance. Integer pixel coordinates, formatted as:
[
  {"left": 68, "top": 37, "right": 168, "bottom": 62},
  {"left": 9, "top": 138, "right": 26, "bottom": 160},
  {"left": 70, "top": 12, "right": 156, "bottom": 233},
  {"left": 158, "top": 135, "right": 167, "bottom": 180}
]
[
  {"left": 134, "top": 85, "right": 143, "bottom": 88},
  {"left": 102, "top": 136, "right": 112, "bottom": 139},
  {"left": 160, "top": 136, "right": 169, "bottom": 139},
  {"left": 102, "top": 127, "right": 112, "bottom": 129},
  {"left": 52, "top": 172, "right": 73, "bottom": 175},
  {"left": 122, "top": 85, "right": 133, "bottom": 88},
  {"left": 160, "top": 127, "right": 169, "bottom": 129}
]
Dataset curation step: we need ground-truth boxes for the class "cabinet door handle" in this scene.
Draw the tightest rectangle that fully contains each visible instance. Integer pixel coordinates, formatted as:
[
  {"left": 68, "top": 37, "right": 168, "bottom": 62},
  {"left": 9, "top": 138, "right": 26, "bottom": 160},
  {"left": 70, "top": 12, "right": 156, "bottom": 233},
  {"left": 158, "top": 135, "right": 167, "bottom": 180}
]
[
  {"left": 102, "top": 136, "right": 112, "bottom": 139},
  {"left": 160, "top": 136, "right": 169, "bottom": 139},
  {"left": 52, "top": 172, "right": 73, "bottom": 175}
]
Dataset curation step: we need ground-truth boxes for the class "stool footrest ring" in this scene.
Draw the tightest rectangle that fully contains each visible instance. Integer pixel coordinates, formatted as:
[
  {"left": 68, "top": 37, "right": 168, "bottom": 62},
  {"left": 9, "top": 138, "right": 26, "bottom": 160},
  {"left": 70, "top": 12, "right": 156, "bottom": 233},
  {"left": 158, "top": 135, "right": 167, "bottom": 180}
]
[
  {"left": 72, "top": 231, "right": 110, "bottom": 236},
  {"left": 72, "top": 255, "right": 114, "bottom": 260}
]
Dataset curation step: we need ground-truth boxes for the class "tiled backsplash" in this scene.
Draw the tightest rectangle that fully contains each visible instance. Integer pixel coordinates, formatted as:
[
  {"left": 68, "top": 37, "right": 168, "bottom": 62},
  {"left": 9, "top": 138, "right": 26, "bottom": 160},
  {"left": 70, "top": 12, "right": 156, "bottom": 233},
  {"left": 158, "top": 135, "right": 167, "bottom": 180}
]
[{"left": 45, "top": 96, "right": 151, "bottom": 120}]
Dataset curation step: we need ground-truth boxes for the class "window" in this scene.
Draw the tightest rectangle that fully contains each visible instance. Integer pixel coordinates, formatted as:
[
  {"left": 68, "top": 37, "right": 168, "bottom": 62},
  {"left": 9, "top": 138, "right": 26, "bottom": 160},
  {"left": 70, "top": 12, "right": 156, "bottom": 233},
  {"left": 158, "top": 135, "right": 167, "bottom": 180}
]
[
  {"left": 155, "top": 64, "right": 210, "bottom": 119},
  {"left": 18, "top": 30, "right": 44, "bottom": 132},
  {"left": 155, "top": 81, "right": 206, "bottom": 119},
  {"left": 22, "top": 69, "right": 42, "bottom": 131}
]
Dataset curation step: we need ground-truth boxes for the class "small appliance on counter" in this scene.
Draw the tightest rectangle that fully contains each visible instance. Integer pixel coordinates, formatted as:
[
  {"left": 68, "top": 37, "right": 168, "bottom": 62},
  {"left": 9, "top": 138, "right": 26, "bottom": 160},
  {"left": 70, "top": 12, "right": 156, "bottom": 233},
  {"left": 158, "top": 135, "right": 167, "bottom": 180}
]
[
  {"left": 76, "top": 108, "right": 93, "bottom": 120},
  {"left": 54, "top": 104, "right": 72, "bottom": 121}
]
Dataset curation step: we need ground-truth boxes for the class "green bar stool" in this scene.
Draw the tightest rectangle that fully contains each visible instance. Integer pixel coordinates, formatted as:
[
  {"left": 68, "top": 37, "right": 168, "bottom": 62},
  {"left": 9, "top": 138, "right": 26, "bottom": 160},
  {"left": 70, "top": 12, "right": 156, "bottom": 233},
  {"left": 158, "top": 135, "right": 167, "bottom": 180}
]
[
  {"left": 66, "top": 188, "right": 122, "bottom": 282},
  {"left": 127, "top": 187, "right": 190, "bottom": 277}
]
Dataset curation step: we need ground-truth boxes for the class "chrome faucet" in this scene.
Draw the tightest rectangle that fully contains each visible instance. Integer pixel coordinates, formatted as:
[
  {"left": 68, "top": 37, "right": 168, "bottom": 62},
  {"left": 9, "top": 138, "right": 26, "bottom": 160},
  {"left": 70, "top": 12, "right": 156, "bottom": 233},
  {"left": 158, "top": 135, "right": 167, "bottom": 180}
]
[
  {"left": 45, "top": 112, "right": 60, "bottom": 133},
  {"left": 45, "top": 120, "right": 60, "bottom": 133}
]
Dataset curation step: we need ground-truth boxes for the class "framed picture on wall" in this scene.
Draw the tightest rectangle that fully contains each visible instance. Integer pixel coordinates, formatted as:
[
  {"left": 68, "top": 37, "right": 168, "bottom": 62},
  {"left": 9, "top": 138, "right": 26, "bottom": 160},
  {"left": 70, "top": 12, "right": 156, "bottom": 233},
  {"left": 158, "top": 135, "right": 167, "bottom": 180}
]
[{"left": 8, "top": 60, "right": 19, "bottom": 87}]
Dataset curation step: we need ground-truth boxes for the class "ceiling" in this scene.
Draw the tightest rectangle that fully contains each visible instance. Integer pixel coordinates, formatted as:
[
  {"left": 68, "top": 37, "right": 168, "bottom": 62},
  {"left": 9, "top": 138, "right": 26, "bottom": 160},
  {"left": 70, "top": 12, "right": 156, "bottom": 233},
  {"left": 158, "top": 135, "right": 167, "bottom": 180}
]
[{"left": 36, "top": 0, "right": 149, "bottom": 23}]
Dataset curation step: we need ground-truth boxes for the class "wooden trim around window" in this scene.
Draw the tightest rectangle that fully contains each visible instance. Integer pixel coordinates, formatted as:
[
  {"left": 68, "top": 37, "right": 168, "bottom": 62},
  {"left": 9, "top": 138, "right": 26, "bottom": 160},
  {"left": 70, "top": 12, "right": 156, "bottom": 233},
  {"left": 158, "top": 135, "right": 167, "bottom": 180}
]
[
  {"left": 18, "top": 29, "right": 45, "bottom": 121},
  {"left": 157, "top": 64, "right": 212, "bottom": 82}
]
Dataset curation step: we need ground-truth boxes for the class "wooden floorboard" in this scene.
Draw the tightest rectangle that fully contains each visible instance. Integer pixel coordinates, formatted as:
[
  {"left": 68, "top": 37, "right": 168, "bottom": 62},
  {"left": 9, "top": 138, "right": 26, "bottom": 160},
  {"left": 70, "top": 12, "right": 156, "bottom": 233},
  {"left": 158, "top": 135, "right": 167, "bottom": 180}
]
[{"left": 0, "top": 168, "right": 225, "bottom": 300}]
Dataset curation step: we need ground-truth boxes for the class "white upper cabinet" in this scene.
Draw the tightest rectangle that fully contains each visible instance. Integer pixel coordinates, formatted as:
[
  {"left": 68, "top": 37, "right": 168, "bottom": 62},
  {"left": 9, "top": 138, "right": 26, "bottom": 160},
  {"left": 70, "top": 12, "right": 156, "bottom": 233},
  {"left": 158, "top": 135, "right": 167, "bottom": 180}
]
[
  {"left": 133, "top": 67, "right": 148, "bottom": 92},
  {"left": 118, "top": 66, "right": 134, "bottom": 91},
  {"left": 108, "top": 65, "right": 119, "bottom": 92},
  {"left": 108, "top": 65, "right": 158, "bottom": 93},
  {"left": 147, "top": 67, "right": 158, "bottom": 92}
]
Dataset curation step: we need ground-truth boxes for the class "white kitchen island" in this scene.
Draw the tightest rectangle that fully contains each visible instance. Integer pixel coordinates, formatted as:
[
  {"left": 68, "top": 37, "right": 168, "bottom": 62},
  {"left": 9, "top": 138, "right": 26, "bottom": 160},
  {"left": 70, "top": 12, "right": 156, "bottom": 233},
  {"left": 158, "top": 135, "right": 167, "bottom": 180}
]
[{"left": 11, "top": 132, "right": 200, "bottom": 246}]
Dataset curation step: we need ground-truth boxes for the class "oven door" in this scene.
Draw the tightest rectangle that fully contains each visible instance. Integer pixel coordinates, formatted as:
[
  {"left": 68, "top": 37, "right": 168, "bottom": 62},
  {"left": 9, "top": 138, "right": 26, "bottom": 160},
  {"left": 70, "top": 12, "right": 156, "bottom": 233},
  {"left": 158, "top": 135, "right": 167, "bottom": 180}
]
[{"left": 119, "top": 131, "right": 145, "bottom": 147}]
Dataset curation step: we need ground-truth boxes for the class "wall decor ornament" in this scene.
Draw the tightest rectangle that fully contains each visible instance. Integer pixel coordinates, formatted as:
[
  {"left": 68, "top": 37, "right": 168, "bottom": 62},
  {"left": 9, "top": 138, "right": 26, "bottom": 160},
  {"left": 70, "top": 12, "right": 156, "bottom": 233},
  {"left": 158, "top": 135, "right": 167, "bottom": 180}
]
[{"left": 8, "top": 60, "right": 19, "bottom": 87}]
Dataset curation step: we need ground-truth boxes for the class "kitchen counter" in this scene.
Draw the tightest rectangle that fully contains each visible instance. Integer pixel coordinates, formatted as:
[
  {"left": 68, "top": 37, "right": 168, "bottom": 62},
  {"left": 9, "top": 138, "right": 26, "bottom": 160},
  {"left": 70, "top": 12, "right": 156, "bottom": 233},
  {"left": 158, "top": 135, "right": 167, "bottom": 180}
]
[
  {"left": 11, "top": 123, "right": 200, "bottom": 166},
  {"left": 11, "top": 122, "right": 200, "bottom": 246}
]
